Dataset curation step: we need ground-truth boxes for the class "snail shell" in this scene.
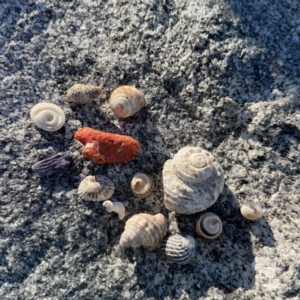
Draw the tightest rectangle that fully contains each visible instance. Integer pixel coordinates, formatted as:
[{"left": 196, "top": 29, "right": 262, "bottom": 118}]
[
  {"left": 240, "top": 202, "right": 264, "bottom": 221},
  {"left": 163, "top": 147, "right": 224, "bottom": 214},
  {"left": 30, "top": 103, "right": 65, "bottom": 132},
  {"left": 66, "top": 84, "right": 102, "bottom": 104},
  {"left": 131, "top": 173, "right": 152, "bottom": 195},
  {"left": 103, "top": 200, "right": 125, "bottom": 220},
  {"left": 161, "top": 234, "right": 196, "bottom": 264},
  {"left": 119, "top": 213, "right": 167, "bottom": 248},
  {"left": 78, "top": 175, "right": 115, "bottom": 201},
  {"left": 196, "top": 213, "right": 223, "bottom": 242},
  {"left": 109, "top": 86, "right": 145, "bottom": 118}
]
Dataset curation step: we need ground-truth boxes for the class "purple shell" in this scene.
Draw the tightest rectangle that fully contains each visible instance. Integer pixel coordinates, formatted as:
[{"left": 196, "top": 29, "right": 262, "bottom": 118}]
[{"left": 32, "top": 153, "right": 73, "bottom": 176}]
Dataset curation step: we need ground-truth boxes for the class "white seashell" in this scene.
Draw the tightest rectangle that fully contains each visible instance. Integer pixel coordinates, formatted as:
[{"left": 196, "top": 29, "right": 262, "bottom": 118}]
[
  {"left": 109, "top": 86, "right": 145, "bottom": 118},
  {"left": 30, "top": 103, "right": 65, "bottom": 132},
  {"left": 196, "top": 213, "right": 223, "bottom": 242},
  {"left": 163, "top": 147, "right": 225, "bottom": 214},
  {"left": 103, "top": 200, "right": 125, "bottom": 220},
  {"left": 66, "top": 83, "right": 102, "bottom": 104},
  {"left": 161, "top": 234, "right": 195, "bottom": 264},
  {"left": 78, "top": 175, "right": 114, "bottom": 201},
  {"left": 131, "top": 172, "right": 152, "bottom": 195},
  {"left": 240, "top": 201, "right": 264, "bottom": 221}
]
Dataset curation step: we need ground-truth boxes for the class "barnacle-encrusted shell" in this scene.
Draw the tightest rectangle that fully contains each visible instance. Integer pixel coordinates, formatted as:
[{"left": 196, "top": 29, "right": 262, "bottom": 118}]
[
  {"left": 78, "top": 175, "right": 114, "bottom": 201},
  {"left": 131, "top": 173, "right": 152, "bottom": 195},
  {"left": 66, "top": 84, "right": 102, "bottom": 104},
  {"left": 240, "top": 202, "right": 264, "bottom": 221},
  {"left": 163, "top": 147, "right": 224, "bottom": 214},
  {"left": 30, "top": 103, "right": 65, "bottom": 131},
  {"left": 196, "top": 213, "right": 223, "bottom": 241},
  {"left": 119, "top": 213, "right": 167, "bottom": 248},
  {"left": 103, "top": 200, "right": 125, "bottom": 220},
  {"left": 109, "top": 86, "right": 145, "bottom": 118},
  {"left": 161, "top": 234, "right": 196, "bottom": 264}
]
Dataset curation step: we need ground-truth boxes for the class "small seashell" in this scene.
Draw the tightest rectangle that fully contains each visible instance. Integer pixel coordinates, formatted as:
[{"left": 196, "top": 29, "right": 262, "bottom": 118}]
[
  {"left": 131, "top": 173, "right": 152, "bottom": 195},
  {"left": 32, "top": 153, "right": 73, "bottom": 176},
  {"left": 103, "top": 200, "right": 125, "bottom": 220},
  {"left": 240, "top": 201, "right": 264, "bottom": 221},
  {"left": 196, "top": 213, "right": 223, "bottom": 242},
  {"left": 119, "top": 213, "right": 167, "bottom": 248},
  {"left": 161, "top": 234, "right": 196, "bottom": 264},
  {"left": 30, "top": 103, "right": 65, "bottom": 132},
  {"left": 66, "top": 83, "right": 102, "bottom": 104},
  {"left": 109, "top": 86, "right": 145, "bottom": 118},
  {"left": 78, "top": 175, "right": 115, "bottom": 201}
]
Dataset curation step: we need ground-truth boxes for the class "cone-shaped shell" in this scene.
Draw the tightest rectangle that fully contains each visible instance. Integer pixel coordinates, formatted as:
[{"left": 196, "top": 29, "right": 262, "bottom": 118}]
[
  {"left": 119, "top": 213, "right": 167, "bottom": 248},
  {"left": 66, "top": 84, "right": 102, "bottom": 104},
  {"left": 240, "top": 201, "right": 264, "bottom": 221},
  {"left": 109, "top": 86, "right": 145, "bottom": 118},
  {"left": 196, "top": 213, "right": 223, "bottom": 242}
]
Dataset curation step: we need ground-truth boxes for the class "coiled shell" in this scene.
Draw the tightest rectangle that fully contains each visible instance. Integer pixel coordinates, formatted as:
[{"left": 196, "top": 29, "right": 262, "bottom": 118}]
[
  {"left": 32, "top": 153, "right": 73, "bottom": 176},
  {"left": 66, "top": 84, "right": 102, "bottom": 104},
  {"left": 103, "top": 200, "right": 125, "bottom": 220},
  {"left": 196, "top": 213, "right": 223, "bottom": 242},
  {"left": 109, "top": 86, "right": 145, "bottom": 118},
  {"left": 131, "top": 173, "right": 152, "bottom": 195},
  {"left": 163, "top": 147, "right": 224, "bottom": 214},
  {"left": 119, "top": 213, "right": 167, "bottom": 248},
  {"left": 78, "top": 175, "right": 115, "bottom": 201},
  {"left": 30, "top": 103, "right": 65, "bottom": 132},
  {"left": 161, "top": 234, "right": 196, "bottom": 264},
  {"left": 240, "top": 202, "right": 264, "bottom": 221}
]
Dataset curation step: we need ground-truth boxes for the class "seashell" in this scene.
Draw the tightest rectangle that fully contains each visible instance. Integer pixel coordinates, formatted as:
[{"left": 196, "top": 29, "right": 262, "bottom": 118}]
[
  {"left": 196, "top": 213, "right": 223, "bottom": 242},
  {"left": 161, "top": 234, "right": 196, "bottom": 264},
  {"left": 66, "top": 83, "right": 102, "bottom": 104},
  {"left": 78, "top": 175, "right": 115, "bottom": 201},
  {"left": 163, "top": 147, "right": 225, "bottom": 214},
  {"left": 32, "top": 153, "right": 73, "bottom": 176},
  {"left": 119, "top": 213, "right": 167, "bottom": 248},
  {"left": 109, "top": 86, "right": 145, "bottom": 118},
  {"left": 131, "top": 172, "right": 152, "bottom": 195},
  {"left": 30, "top": 103, "right": 65, "bottom": 132},
  {"left": 74, "top": 127, "right": 140, "bottom": 164},
  {"left": 240, "top": 201, "right": 264, "bottom": 221},
  {"left": 103, "top": 200, "right": 125, "bottom": 220}
]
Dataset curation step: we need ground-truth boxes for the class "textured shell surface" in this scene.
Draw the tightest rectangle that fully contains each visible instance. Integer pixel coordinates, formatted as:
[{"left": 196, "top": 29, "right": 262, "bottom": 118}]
[
  {"left": 109, "top": 86, "right": 145, "bottom": 118},
  {"left": 163, "top": 147, "right": 225, "bottom": 214},
  {"left": 131, "top": 172, "right": 152, "bottom": 195},
  {"left": 66, "top": 84, "right": 102, "bottom": 104},
  {"left": 103, "top": 200, "right": 125, "bottom": 220},
  {"left": 161, "top": 234, "right": 196, "bottom": 264},
  {"left": 78, "top": 175, "right": 115, "bottom": 201},
  {"left": 196, "top": 213, "right": 223, "bottom": 241},
  {"left": 240, "top": 201, "right": 264, "bottom": 221},
  {"left": 119, "top": 213, "right": 167, "bottom": 248},
  {"left": 32, "top": 153, "right": 73, "bottom": 176},
  {"left": 30, "top": 103, "right": 65, "bottom": 132}
]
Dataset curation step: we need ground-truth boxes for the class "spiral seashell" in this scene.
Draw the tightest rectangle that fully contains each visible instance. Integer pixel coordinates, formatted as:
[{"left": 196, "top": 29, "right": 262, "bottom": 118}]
[
  {"left": 30, "top": 103, "right": 65, "bottom": 132},
  {"left": 103, "top": 200, "right": 125, "bottom": 220},
  {"left": 131, "top": 173, "right": 152, "bottom": 195},
  {"left": 78, "top": 175, "right": 115, "bottom": 201},
  {"left": 66, "top": 83, "right": 102, "bottom": 104},
  {"left": 119, "top": 213, "right": 167, "bottom": 248},
  {"left": 196, "top": 213, "right": 223, "bottom": 242},
  {"left": 240, "top": 201, "right": 264, "bottom": 221},
  {"left": 163, "top": 147, "right": 224, "bottom": 214},
  {"left": 161, "top": 234, "right": 196, "bottom": 264},
  {"left": 109, "top": 86, "right": 145, "bottom": 118}
]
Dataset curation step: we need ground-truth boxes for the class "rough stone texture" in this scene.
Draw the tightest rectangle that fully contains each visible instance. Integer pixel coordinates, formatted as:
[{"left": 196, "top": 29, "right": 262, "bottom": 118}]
[{"left": 0, "top": 0, "right": 299, "bottom": 299}]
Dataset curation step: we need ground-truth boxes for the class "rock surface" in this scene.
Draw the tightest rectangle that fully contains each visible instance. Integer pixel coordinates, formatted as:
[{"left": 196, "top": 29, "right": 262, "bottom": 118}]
[{"left": 0, "top": 0, "right": 299, "bottom": 299}]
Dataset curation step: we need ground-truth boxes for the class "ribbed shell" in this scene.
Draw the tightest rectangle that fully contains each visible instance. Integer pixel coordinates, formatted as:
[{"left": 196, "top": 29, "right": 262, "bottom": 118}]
[
  {"left": 32, "top": 153, "right": 73, "bottom": 176},
  {"left": 66, "top": 84, "right": 102, "bottom": 104},
  {"left": 119, "top": 213, "right": 167, "bottom": 248},
  {"left": 161, "top": 234, "right": 195, "bottom": 264}
]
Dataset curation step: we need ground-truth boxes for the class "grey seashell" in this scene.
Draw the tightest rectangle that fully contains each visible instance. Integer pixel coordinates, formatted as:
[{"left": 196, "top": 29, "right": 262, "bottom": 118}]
[
  {"left": 240, "top": 201, "right": 264, "bottom": 221},
  {"left": 66, "top": 84, "right": 102, "bottom": 104},
  {"left": 163, "top": 147, "right": 225, "bottom": 214},
  {"left": 161, "top": 234, "right": 196, "bottom": 264},
  {"left": 32, "top": 153, "right": 73, "bottom": 176},
  {"left": 196, "top": 213, "right": 223, "bottom": 242}
]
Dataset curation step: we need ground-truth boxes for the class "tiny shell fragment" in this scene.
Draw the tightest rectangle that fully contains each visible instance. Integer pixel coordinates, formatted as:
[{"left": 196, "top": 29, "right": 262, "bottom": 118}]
[{"left": 66, "top": 84, "right": 102, "bottom": 104}]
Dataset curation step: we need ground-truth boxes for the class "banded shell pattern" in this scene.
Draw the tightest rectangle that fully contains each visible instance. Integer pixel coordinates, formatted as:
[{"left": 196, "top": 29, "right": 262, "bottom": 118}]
[
  {"left": 66, "top": 84, "right": 102, "bottom": 104},
  {"left": 103, "top": 200, "right": 125, "bottom": 220},
  {"left": 240, "top": 202, "right": 264, "bottom": 221},
  {"left": 196, "top": 213, "right": 223, "bottom": 242},
  {"left": 131, "top": 172, "right": 152, "bottom": 195}
]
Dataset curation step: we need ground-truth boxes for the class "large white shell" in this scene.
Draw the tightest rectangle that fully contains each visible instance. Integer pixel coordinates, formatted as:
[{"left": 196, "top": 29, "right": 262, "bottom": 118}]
[
  {"left": 240, "top": 202, "right": 264, "bottom": 221},
  {"left": 163, "top": 147, "right": 224, "bottom": 214},
  {"left": 109, "top": 86, "right": 145, "bottom": 118},
  {"left": 78, "top": 175, "right": 114, "bottom": 201},
  {"left": 103, "top": 200, "right": 125, "bottom": 220},
  {"left": 66, "top": 84, "right": 102, "bottom": 104},
  {"left": 131, "top": 172, "right": 152, "bottom": 195},
  {"left": 196, "top": 213, "right": 223, "bottom": 241},
  {"left": 30, "top": 103, "right": 65, "bottom": 132}
]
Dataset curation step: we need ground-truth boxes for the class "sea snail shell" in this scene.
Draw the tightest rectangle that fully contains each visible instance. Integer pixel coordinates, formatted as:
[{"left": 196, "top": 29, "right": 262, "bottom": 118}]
[
  {"left": 131, "top": 173, "right": 152, "bottom": 195},
  {"left": 196, "top": 213, "right": 223, "bottom": 242},
  {"left": 109, "top": 86, "right": 145, "bottom": 118},
  {"left": 163, "top": 147, "right": 225, "bottom": 214},
  {"left": 119, "top": 213, "right": 167, "bottom": 248},
  {"left": 30, "top": 103, "right": 65, "bottom": 132},
  {"left": 240, "top": 202, "right": 264, "bottom": 221},
  {"left": 66, "top": 83, "right": 102, "bottom": 104},
  {"left": 103, "top": 200, "right": 125, "bottom": 220}
]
